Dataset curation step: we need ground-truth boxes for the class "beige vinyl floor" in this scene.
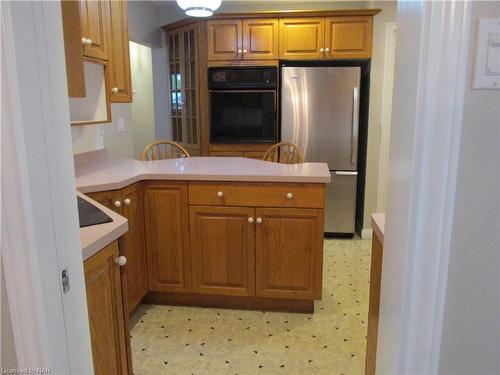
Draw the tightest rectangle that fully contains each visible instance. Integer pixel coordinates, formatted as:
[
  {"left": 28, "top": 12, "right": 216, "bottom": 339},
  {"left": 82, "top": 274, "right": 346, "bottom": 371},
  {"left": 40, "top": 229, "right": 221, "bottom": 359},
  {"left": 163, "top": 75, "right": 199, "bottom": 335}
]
[{"left": 130, "top": 238, "right": 371, "bottom": 375}]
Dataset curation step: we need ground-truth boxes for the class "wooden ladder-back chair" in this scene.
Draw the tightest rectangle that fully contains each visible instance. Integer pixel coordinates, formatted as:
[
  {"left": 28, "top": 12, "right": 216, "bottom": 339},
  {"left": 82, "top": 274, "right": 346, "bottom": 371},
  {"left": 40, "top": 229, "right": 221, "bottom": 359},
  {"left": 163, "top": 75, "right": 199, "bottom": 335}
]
[
  {"left": 262, "top": 141, "right": 304, "bottom": 164},
  {"left": 141, "top": 140, "right": 190, "bottom": 161}
]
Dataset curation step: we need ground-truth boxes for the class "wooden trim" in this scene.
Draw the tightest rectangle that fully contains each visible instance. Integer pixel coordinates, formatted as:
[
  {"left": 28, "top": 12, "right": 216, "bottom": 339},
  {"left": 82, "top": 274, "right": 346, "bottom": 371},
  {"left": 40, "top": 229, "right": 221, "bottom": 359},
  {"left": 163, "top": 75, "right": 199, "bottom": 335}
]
[
  {"left": 162, "top": 9, "right": 382, "bottom": 30},
  {"left": 209, "top": 143, "right": 275, "bottom": 152},
  {"left": 144, "top": 291, "right": 315, "bottom": 313},
  {"left": 70, "top": 57, "right": 112, "bottom": 126},
  {"left": 207, "top": 59, "right": 279, "bottom": 68},
  {"left": 197, "top": 21, "right": 210, "bottom": 155},
  {"left": 365, "top": 235, "right": 383, "bottom": 375}
]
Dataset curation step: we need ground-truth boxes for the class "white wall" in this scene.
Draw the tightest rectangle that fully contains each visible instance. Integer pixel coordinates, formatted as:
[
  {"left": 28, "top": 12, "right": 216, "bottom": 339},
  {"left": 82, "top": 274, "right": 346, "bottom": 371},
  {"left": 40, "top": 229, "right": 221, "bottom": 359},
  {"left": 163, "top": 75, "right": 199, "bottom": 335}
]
[
  {"left": 130, "top": 41, "right": 157, "bottom": 158},
  {"left": 438, "top": 2, "right": 500, "bottom": 374}
]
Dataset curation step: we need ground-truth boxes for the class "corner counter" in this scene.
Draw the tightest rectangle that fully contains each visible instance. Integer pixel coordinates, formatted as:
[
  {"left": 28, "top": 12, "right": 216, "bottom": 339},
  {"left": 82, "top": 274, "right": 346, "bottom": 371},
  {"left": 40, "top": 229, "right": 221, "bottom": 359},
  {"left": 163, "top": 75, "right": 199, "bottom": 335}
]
[{"left": 74, "top": 152, "right": 330, "bottom": 313}]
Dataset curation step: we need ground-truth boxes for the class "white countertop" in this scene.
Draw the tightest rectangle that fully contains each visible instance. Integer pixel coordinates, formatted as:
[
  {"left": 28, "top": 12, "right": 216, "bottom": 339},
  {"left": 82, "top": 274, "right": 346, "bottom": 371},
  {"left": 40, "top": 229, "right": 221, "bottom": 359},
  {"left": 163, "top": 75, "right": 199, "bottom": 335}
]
[
  {"left": 75, "top": 154, "right": 331, "bottom": 193},
  {"left": 371, "top": 213, "right": 385, "bottom": 244},
  {"left": 78, "top": 191, "right": 128, "bottom": 261}
]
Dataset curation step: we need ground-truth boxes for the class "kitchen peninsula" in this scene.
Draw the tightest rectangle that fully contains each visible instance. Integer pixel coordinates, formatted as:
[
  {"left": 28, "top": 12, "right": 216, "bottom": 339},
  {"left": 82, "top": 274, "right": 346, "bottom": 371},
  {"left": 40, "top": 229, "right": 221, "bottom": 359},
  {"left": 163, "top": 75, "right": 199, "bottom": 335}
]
[{"left": 76, "top": 152, "right": 330, "bottom": 314}]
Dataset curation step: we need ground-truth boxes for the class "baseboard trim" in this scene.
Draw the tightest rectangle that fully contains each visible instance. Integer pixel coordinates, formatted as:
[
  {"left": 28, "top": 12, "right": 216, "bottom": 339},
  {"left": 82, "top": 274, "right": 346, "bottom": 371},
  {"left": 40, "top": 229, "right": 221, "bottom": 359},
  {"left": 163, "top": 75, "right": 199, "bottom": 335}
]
[
  {"left": 143, "top": 292, "right": 315, "bottom": 313},
  {"left": 361, "top": 229, "right": 373, "bottom": 240}
]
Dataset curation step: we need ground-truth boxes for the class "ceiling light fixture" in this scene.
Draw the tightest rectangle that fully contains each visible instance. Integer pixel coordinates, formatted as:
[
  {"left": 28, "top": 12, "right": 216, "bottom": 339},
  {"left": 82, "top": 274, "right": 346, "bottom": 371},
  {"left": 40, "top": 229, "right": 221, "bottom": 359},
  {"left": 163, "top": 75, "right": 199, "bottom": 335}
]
[{"left": 176, "top": 0, "right": 222, "bottom": 17}]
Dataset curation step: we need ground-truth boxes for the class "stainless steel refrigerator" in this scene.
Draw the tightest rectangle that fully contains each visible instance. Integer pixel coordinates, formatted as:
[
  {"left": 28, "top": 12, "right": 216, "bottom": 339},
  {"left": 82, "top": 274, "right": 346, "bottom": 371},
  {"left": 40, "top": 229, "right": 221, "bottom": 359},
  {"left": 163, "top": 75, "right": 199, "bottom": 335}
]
[{"left": 281, "top": 66, "right": 361, "bottom": 234}]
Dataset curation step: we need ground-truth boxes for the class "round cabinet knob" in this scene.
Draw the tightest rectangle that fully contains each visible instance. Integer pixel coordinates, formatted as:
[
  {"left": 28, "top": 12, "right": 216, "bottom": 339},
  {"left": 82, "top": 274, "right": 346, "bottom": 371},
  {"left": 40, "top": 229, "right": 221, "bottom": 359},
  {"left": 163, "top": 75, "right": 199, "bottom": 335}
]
[
  {"left": 81, "top": 37, "right": 87, "bottom": 45},
  {"left": 217, "top": 191, "right": 224, "bottom": 198},
  {"left": 319, "top": 47, "right": 325, "bottom": 53},
  {"left": 86, "top": 38, "right": 93, "bottom": 45},
  {"left": 124, "top": 198, "right": 131, "bottom": 205},
  {"left": 115, "top": 256, "right": 127, "bottom": 266},
  {"left": 237, "top": 49, "right": 242, "bottom": 54},
  {"left": 111, "top": 87, "right": 119, "bottom": 93},
  {"left": 248, "top": 217, "right": 254, "bottom": 223},
  {"left": 256, "top": 217, "right": 263, "bottom": 224},
  {"left": 286, "top": 192, "right": 293, "bottom": 200},
  {"left": 114, "top": 200, "right": 122, "bottom": 208},
  {"left": 325, "top": 48, "right": 330, "bottom": 53},
  {"left": 243, "top": 49, "right": 247, "bottom": 53}
]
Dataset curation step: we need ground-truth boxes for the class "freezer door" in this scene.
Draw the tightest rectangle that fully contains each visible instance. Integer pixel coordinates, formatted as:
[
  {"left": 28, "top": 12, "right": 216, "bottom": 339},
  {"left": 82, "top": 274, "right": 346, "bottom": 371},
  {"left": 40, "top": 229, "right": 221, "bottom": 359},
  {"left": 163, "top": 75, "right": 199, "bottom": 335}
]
[
  {"left": 281, "top": 66, "right": 361, "bottom": 170},
  {"left": 325, "top": 171, "right": 358, "bottom": 234}
]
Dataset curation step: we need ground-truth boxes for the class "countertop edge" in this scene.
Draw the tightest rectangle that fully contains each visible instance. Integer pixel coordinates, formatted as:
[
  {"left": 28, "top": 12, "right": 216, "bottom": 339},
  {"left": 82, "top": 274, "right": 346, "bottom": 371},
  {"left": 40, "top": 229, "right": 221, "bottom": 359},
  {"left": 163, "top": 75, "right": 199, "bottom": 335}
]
[
  {"left": 77, "top": 172, "right": 331, "bottom": 194},
  {"left": 371, "top": 213, "right": 385, "bottom": 244},
  {"left": 78, "top": 192, "right": 129, "bottom": 261}
]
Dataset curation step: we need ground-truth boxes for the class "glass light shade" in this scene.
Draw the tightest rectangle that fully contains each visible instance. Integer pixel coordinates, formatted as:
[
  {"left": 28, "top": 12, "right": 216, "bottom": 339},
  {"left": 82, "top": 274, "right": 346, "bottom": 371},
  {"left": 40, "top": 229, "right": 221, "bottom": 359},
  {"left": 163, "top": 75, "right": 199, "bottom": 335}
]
[{"left": 176, "top": 0, "right": 222, "bottom": 17}]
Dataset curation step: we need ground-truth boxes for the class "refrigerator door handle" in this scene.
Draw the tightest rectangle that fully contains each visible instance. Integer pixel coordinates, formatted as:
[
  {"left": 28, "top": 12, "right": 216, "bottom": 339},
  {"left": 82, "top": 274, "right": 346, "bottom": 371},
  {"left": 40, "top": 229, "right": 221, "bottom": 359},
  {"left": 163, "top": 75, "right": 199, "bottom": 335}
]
[
  {"left": 351, "top": 87, "right": 360, "bottom": 165},
  {"left": 335, "top": 171, "right": 358, "bottom": 176}
]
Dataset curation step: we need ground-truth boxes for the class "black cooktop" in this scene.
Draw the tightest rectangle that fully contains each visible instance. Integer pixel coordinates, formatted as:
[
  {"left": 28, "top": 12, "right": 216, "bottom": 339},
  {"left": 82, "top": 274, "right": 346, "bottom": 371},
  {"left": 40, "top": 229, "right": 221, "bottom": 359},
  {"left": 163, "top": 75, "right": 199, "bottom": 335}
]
[{"left": 77, "top": 196, "right": 113, "bottom": 228}]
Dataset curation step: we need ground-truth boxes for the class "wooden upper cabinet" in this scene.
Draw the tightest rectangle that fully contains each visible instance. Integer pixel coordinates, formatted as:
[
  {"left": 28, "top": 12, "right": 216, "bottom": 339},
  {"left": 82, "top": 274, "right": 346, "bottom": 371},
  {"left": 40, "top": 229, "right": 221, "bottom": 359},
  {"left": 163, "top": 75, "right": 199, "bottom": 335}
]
[
  {"left": 325, "top": 16, "right": 372, "bottom": 59},
  {"left": 255, "top": 208, "right": 324, "bottom": 300},
  {"left": 190, "top": 206, "right": 255, "bottom": 297},
  {"left": 120, "top": 183, "right": 147, "bottom": 314},
  {"left": 108, "top": 0, "right": 132, "bottom": 102},
  {"left": 144, "top": 181, "right": 191, "bottom": 293},
  {"left": 79, "top": 0, "right": 110, "bottom": 60},
  {"left": 207, "top": 19, "right": 242, "bottom": 61},
  {"left": 84, "top": 241, "right": 128, "bottom": 375},
  {"left": 279, "top": 18, "right": 325, "bottom": 59},
  {"left": 242, "top": 19, "right": 278, "bottom": 60}
]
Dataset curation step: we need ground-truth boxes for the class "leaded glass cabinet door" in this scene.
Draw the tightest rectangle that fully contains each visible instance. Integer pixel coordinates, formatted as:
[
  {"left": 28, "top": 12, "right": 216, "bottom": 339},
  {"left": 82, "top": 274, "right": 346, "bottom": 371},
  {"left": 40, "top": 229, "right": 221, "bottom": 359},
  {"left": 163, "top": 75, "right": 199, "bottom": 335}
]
[
  {"left": 167, "top": 24, "right": 200, "bottom": 155},
  {"left": 169, "top": 32, "right": 182, "bottom": 142}
]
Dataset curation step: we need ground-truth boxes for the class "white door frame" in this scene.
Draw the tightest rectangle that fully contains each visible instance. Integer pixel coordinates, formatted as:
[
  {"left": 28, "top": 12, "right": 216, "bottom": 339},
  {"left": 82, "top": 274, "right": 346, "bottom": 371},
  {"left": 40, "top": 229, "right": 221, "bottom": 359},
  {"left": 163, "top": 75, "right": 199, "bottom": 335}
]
[
  {"left": 1, "top": 2, "right": 93, "bottom": 373},
  {"left": 377, "top": 1, "right": 471, "bottom": 374}
]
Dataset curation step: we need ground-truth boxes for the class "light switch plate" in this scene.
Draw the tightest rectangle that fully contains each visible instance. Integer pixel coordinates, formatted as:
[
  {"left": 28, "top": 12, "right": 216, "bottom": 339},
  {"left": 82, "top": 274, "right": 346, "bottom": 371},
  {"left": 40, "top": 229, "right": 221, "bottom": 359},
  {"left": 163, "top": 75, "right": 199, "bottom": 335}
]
[
  {"left": 117, "top": 118, "right": 125, "bottom": 133},
  {"left": 473, "top": 19, "right": 500, "bottom": 89}
]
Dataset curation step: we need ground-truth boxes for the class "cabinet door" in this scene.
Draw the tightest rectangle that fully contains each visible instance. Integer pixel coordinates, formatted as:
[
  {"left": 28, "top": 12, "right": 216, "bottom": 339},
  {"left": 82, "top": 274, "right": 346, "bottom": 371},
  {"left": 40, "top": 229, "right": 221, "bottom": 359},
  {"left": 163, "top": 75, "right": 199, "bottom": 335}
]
[
  {"left": 207, "top": 19, "right": 242, "bottom": 61},
  {"left": 190, "top": 206, "right": 255, "bottom": 296},
  {"left": 86, "top": 190, "right": 121, "bottom": 213},
  {"left": 242, "top": 19, "right": 278, "bottom": 60},
  {"left": 61, "top": 0, "right": 86, "bottom": 97},
  {"left": 325, "top": 16, "right": 372, "bottom": 59},
  {"left": 108, "top": 0, "right": 132, "bottom": 102},
  {"left": 120, "top": 183, "right": 147, "bottom": 314},
  {"left": 84, "top": 241, "right": 128, "bottom": 375},
  {"left": 255, "top": 208, "right": 324, "bottom": 300},
  {"left": 144, "top": 182, "right": 191, "bottom": 293},
  {"left": 279, "top": 18, "right": 325, "bottom": 59},
  {"left": 79, "top": 0, "right": 110, "bottom": 60}
]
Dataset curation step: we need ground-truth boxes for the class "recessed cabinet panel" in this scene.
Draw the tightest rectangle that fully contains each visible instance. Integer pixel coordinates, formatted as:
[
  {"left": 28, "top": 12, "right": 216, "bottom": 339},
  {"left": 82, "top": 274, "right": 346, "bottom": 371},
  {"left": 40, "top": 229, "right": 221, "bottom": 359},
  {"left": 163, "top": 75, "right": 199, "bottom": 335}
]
[
  {"left": 255, "top": 208, "right": 324, "bottom": 300},
  {"left": 325, "top": 16, "right": 372, "bottom": 59},
  {"left": 207, "top": 20, "right": 242, "bottom": 60},
  {"left": 108, "top": 0, "right": 132, "bottom": 102},
  {"left": 144, "top": 182, "right": 191, "bottom": 293},
  {"left": 190, "top": 206, "right": 255, "bottom": 296},
  {"left": 120, "top": 183, "right": 148, "bottom": 313},
  {"left": 279, "top": 18, "right": 325, "bottom": 59},
  {"left": 243, "top": 19, "right": 278, "bottom": 60},
  {"left": 84, "top": 242, "right": 128, "bottom": 375},
  {"left": 80, "top": 0, "right": 109, "bottom": 60}
]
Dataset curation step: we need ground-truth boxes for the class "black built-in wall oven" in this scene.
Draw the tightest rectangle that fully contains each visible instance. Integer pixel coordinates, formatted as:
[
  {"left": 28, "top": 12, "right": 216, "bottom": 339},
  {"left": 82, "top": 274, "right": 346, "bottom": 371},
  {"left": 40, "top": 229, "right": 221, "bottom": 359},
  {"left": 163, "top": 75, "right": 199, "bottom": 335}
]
[{"left": 209, "top": 67, "right": 278, "bottom": 143}]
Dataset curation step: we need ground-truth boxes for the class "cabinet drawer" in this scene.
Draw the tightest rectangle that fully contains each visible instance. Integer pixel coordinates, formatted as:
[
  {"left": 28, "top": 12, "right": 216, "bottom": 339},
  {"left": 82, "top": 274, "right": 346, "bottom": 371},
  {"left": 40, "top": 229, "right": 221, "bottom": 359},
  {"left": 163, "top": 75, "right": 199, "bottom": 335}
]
[{"left": 188, "top": 182, "right": 325, "bottom": 208}]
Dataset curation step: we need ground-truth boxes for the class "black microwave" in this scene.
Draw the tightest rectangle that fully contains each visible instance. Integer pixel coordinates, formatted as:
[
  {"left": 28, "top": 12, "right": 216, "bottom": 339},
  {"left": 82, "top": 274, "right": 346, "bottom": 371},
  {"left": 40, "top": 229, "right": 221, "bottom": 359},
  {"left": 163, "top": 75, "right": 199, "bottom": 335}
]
[{"left": 209, "top": 67, "right": 278, "bottom": 143}]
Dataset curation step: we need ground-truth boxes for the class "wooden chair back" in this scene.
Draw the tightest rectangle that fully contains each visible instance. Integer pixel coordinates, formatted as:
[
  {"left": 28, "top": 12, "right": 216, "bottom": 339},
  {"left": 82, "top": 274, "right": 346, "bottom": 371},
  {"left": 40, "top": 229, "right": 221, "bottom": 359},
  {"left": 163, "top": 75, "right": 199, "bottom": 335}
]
[
  {"left": 141, "top": 140, "right": 190, "bottom": 161},
  {"left": 262, "top": 142, "right": 304, "bottom": 164}
]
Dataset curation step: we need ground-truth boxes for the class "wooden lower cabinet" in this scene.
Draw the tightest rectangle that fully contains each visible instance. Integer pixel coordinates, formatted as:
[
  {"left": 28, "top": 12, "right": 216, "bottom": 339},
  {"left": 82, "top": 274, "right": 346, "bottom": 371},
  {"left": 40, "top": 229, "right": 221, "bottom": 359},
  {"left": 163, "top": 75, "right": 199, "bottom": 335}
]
[
  {"left": 190, "top": 206, "right": 255, "bottom": 296},
  {"left": 87, "top": 184, "right": 147, "bottom": 315},
  {"left": 84, "top": 241, "right": 129, "bottom": 375},
  {"left": 255, "top": 207, "right": 324, "bottom": 300},
  {"left": 143, "top": 181, "right": 192, "bottom": 293},
  {"left": 120, "top": 183, "right": 148, "bottom": 314}
]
